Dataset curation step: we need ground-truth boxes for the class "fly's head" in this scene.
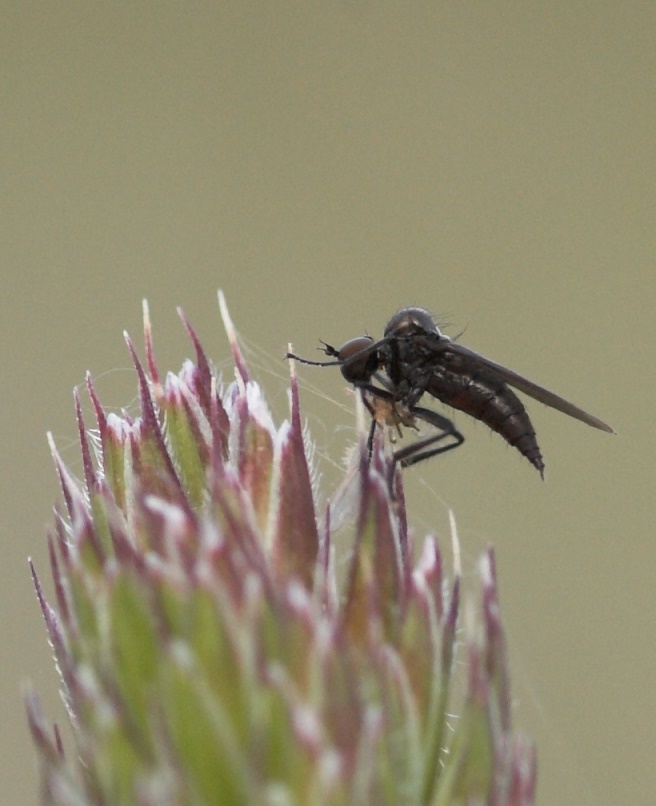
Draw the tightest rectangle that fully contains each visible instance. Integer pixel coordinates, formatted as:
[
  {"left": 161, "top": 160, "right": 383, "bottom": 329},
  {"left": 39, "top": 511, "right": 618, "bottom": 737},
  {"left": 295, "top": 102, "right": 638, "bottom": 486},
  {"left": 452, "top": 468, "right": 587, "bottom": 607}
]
[
  {"left": 321, "top": 336, "right": 381, "bottom": 385},
  {"left": 286, "top": 334, "right": 382, "bottom": 386}
]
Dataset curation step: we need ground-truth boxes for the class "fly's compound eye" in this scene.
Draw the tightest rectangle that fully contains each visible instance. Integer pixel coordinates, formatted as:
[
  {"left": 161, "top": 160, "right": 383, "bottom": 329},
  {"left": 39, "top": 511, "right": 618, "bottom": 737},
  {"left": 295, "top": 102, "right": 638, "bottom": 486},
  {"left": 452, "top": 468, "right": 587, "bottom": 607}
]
[{"left": 336, "top": 336, "right": 378, "bottom": 384}]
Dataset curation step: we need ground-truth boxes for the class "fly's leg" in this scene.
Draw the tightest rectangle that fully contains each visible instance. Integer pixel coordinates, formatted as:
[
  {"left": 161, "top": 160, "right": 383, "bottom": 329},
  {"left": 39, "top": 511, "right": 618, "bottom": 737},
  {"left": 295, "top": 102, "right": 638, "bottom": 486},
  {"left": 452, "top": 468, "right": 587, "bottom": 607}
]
[
  {"left": 392, "top": 407, "right": 464, "bottom": 468},
  {"left": 366, "top": 416, "right": 377, "bottom": 461},
  {"left": 357, "top": 386, "right": 464, "bottom": 468}
]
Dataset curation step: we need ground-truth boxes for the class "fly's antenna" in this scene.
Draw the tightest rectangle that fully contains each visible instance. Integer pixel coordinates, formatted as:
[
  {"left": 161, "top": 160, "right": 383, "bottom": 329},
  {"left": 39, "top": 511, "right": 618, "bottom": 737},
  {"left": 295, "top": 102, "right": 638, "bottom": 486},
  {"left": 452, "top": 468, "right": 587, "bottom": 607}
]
[{"left": 318, "top": 340, "right": 340, "bottom": 358}]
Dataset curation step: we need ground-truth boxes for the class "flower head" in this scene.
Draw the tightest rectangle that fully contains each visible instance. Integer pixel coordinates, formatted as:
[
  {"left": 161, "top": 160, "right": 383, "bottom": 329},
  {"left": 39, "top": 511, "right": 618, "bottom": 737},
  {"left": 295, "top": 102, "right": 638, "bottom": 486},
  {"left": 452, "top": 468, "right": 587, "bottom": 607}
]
[{"left": 28, "top": 291, "right": 535, "bottom": 805}]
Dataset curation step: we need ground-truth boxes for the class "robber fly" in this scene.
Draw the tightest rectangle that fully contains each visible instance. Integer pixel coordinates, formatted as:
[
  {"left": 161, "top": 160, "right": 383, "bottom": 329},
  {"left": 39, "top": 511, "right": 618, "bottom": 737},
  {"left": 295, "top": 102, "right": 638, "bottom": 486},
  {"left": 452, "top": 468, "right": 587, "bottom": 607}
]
[{"left": 286, "top": 306, "right": 615, "bottom": 477}]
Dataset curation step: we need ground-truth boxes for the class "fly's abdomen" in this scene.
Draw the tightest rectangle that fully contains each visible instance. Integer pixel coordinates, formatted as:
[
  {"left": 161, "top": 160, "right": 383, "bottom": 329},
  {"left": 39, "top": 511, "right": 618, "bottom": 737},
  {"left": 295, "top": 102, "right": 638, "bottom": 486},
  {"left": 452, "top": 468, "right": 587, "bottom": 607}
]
[{"left": 427, "top": 368, "right": 545, "bottom": 476}]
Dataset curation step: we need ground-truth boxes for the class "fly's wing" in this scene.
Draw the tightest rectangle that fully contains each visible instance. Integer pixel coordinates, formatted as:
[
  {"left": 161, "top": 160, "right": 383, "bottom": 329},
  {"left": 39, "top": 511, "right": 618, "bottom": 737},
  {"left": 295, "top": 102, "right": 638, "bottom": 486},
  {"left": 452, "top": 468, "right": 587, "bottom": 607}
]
[{"left": 435, "top": 340, "right": 615, "bottom": 433}]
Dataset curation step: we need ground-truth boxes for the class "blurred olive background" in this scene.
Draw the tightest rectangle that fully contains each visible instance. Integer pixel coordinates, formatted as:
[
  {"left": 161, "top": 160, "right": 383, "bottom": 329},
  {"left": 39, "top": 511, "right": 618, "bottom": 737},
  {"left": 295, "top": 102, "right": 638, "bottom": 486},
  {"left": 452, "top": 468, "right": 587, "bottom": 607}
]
[{"left": 3, "top": 4, "right": 653, "bottom": 804}]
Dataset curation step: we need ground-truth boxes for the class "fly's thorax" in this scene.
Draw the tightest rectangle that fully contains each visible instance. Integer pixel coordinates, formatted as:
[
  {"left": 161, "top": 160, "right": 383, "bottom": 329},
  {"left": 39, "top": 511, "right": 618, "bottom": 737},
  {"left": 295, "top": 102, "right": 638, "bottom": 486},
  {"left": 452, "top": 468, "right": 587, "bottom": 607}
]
[{"left": 384, "top": 307, "right": 441, "bottom": 339}]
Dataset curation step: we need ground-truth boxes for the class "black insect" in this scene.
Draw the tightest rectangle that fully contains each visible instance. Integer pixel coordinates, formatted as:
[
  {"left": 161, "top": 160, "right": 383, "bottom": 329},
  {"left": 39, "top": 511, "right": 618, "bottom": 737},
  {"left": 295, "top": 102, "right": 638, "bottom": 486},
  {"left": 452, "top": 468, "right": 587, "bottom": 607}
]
[{"left": 286, "top": 306, "right": 615, "bottom": 477}]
